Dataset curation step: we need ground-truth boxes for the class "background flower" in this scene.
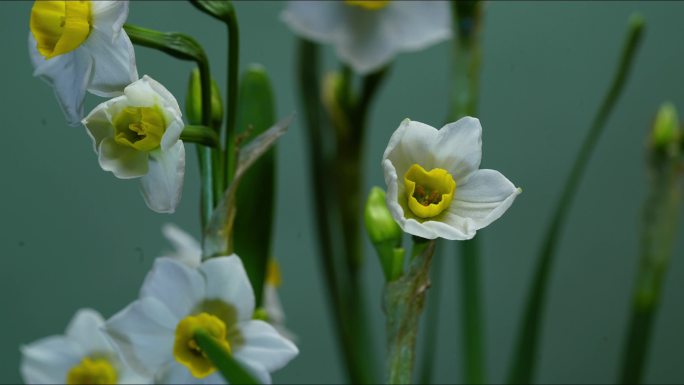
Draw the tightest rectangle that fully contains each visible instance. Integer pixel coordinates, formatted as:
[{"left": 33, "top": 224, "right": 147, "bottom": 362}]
[
  {"left": 105, "top": 255, "right": 299, "bottom": 384},
  {"left": 383, "top": 117, "right": 521, "bottom": 240},
  {"left": 281, "top": 0, "right": 451, "bottom": 74},
  {"left": 20, "top": 309, "right": 149, "bottom": 384},
  {"left": 28, "top": 0, "right": 138, "bottom": 126}
]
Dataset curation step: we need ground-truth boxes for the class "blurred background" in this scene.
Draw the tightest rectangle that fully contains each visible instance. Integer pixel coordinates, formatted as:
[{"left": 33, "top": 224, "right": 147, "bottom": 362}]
[{"left": 2, "top": 1, "right": 684, "bottom": 384}]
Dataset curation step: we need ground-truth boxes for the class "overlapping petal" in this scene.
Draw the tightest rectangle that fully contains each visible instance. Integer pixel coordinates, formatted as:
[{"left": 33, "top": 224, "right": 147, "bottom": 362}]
[{"left": 199, "top": 256, "right": 256, "bottom": 322}]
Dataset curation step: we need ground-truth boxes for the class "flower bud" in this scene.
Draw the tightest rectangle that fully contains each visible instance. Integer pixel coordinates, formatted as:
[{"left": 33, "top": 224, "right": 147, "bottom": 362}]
[
  {"left": 365, "top": 187, "right": 404, "bottom": 281},
  {"left": 185, "top": 68, "right": 224, "bottom": 128},
  {"left": 650, "top": 102, "right": 680, "bottom": 157}
]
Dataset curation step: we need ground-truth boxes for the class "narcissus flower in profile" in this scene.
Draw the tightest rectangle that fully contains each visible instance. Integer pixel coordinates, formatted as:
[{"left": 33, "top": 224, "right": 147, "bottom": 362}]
[
  {"left": 383, "top": 117, "right": 521, "bottom": 240},
  {"left": 82, "top": 75, "right": 185, "bottom": 214},
  {"left": 281, "top": 1, "right": 451, "bottom": 74},
  {"left": 20, "top": 309, "right": 150, "bottom": 384},
  {"left": 28, "top": 0, "right": 138, "bottom": 126},
  {"left": 104, "top": 254, "right": 299, "bottom": 384}
]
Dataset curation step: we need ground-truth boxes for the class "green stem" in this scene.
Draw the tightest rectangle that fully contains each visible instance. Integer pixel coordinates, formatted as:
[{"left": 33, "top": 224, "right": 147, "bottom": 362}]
[
  {"left": 507, "top": 14, "right": 645, "bottom": 384},
  {"left": 224, "top": 6, "right": 240, "bottom": 187},
  {"left": 181, "top": 125, "right": 220, "bottom": 148},
  {"left": 194, "top": 330, "right": 260, "bottom": 385},
  {"left": 619, "top": 152, "right": 682, "bottom": 384},
  {"left": 418, "top": 245, "right": 443, "bottom": 385},
  {"left": 449, "top": 2, "right": 486, "bottom": 383},
  {"left": 385, "top": 239, "right": 436, "bottom": 384}
]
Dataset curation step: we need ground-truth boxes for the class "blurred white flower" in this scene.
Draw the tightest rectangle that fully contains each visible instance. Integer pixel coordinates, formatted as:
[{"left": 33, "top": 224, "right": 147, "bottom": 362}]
[
  {"left": 281, "top": 0, "right": 452, "bottom": 74},
  {"left": 20, "top": 309, "right": 149, "bottom": 384},
  {"left": 82, "top": 75, "right": 185, "bottom": 214},
  {"left": 29, "top": 0, "right": 138, "bottom": 126},
  {"left": 383, "top": 117, "right": 521, "bottom": 240},
  {"left": 104, "top": 255, "right": 299, "bottom": 384},
  {"left": 162, "top": 224, "right": 296, "bottom": 341}
]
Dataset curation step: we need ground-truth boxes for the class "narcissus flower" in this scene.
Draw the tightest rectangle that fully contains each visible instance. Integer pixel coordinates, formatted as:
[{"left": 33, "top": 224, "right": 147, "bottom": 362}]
[
  {"left": 82, "top": 75, "right": 185, "bottom": 214},
  {"left": 383, "top": 117, "right": 521, "bottom": 240},
  {"left": 20, "top": 309, "right": 149, "bottom": 384},
  {"left": 104, "top": 254, "right": 299, "bottom": 384},
  {"left": 162, "top": 224, "right": 296, "bottom": 341},
  {"left": 29, "top": 0, "right": 138, "bottom": 126},
  {"left": 281, "top": 1, "right": 451, "bottom": 74}
]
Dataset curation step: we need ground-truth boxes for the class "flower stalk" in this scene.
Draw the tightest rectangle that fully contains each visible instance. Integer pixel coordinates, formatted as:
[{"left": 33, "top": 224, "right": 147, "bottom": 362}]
[
  {"left": 384, "top": 238, "right": 436, "bottom": 384},
  {"left": 507, "top": 14, "right": 645, "bottom": 384},
  {"left": 619, "top": 105, "right": 683, "bottom": 384},
  {"left": 448, "top": 2, "right": 486, "bottom": 384}
]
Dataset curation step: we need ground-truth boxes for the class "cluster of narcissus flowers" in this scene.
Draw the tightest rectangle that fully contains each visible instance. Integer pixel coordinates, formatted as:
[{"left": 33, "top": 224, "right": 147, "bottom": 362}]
[
  {"left": 383, "top": 117, "right": 521, "bottom": 240},
  {"left": 20, "top": 226, "right": 299, "bottom": 384},
  {"left": 29, "top": 0, "right": 185, "bottom": 213}
]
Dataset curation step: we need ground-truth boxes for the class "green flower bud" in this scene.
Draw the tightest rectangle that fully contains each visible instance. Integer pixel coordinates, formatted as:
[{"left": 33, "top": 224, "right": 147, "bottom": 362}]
[
  {"left": 185, "top": 68, "right": 224, "bottom": 128},
  {"left": 365, "top": 187, "right": 404, "bottom": 281},
  {"left": 321, "top": 71, "right": 352, "bottom": 139},
  {"left": 650, "top": 102, "right": 680, "bottom": 156}
]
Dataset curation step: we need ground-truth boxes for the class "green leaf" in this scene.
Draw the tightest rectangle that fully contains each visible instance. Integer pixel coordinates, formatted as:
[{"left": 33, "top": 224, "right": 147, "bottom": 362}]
[
  {"left": 189, "top": 0, "right": 235, "bottom": 22},
  {"left": 233, "top": 65, "right": 276, "bottom": 306},
  {"left": 123, "top": 24, "right": 206, "bottom": 63},
  {"left": 194, "top": 329, "right": 261, "bottom": 385}
]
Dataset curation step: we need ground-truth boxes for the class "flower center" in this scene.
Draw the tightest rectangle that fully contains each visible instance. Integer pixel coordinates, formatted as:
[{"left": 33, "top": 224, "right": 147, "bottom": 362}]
[
  {"left": 113, "top": 105, "right": 167, "bottom": 152},
  {"left": 404, "top": 164, "right": 456, "bottom": 219},
  {"left": 66, "top": 357, "right": 117, "bottom": 385},
  {"left": 345, "top": 0, "right": 391, "bottom": 10},
  {"left": 30, "top": 1, "right": 92, "bottom": 59},
  {"left": 174, "top": 312, "right": 232, "bottom": 379}
]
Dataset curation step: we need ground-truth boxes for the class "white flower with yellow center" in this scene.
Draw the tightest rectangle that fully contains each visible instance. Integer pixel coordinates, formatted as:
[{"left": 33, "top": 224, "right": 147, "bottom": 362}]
[
  {"left": 20, "top": 309, "right": 150, "bottom": 384},
  {"left": 383, "top": 117, "right": 521, "bottom": 240},
  {"left": 104, "top": 255, "right": 299, "bottom": 384},
  {"left": 281, "top": 1, "right": 451, "bottom": 74},
  {"left": 29, "top": 0, "right": 138, "bottom": 126},
  {"left": 162, "top": 224, "right": 296, "bottom": 341},
  {"left": 82, "top": 75, "right": 185, "bottom": 214}
]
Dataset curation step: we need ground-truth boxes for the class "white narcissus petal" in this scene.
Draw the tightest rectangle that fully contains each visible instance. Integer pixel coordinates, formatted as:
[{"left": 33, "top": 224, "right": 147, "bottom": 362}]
[
  {"left": 20, "top": 336, "right": 83, "bottom": 384},
  {"left": 141, "top": 75, "right": 182, "bottom": 115},
  {"left": 140, "top": 258, "right": 204, "bottom": 319},
  {"left": 104, "top": 296, "right": 177, "bottom": 377},
  {"left": 91, "top": 1, "right": 130, "bottom": 39},
  {"left": 140, "top": 141, "right": 185, "bottom": 214},
  {"left": 161, "top": 223, "right": 202, "bottom": 268},
  {"left": 82, "top": 100, "right": 116, "bottom": 153},
  {"left": 237, "top": 359, "right": 273, "bottom": 385},
  {"left": 280, "top": 2, "right": 345, "bottom": 44},
  {"left": 160, "top": 107, "right": 184, "bottom": 151},
  {"left": 435, "top": 117, "right": 482, "bottom": 181},
  {"left": 98, "top": 137, "right": 149, "bottom": 179},
  {"left": 381, "top": 2, "right": 452, "bottom": 52},
  {"left": 28, "top": 35, "right": 93, "bottom": 127},
  {"left": 64, "top": 309, "right": 113, "bottom": 355},
  {"left": 199, "top": 256, "right": 256, "bottom": 322},
  {"left": 234, "top": 320, "right": 299, "bottom": 373},
  {"left": 451, "top": 169, "right": 521, "bottom": 230},
  {"left": 159, "top": 362, "right": 226, "bottom": 385},
  {"left": 85, "top": 29, "right": 138, "bottom": 97},
  {"left": 335, "top": 7, "right": 396, "bottom": 74}
]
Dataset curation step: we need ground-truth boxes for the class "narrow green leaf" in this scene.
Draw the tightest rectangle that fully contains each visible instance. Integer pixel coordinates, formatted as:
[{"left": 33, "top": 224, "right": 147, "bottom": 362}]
[
  {"left": 194, "top": 329, "right": 260, "bottom": 385},
  {"left": 233, "top": 65, "right": 277, "bottom": 306},
  {"left": 123, "top": 24, "right": 206, "bottom": 63}
]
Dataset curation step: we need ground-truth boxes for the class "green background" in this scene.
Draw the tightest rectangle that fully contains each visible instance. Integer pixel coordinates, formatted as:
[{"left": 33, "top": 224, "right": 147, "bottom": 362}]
[{"left": 2, "top": 1, "right": 684, "bottom": 383}]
